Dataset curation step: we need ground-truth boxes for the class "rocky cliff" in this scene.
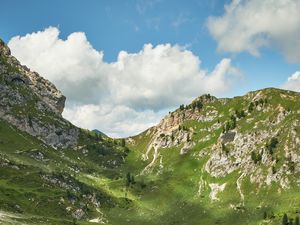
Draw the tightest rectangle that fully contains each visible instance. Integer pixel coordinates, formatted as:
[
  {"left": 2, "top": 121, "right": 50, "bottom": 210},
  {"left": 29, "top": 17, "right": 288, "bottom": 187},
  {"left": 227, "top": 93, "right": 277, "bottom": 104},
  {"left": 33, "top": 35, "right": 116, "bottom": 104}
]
[
  {"left": 130, "top": 88, "right": 300, "bottom": 193},
  {"left": 0, "top": 39, "right": 78, "bottom": 148}
]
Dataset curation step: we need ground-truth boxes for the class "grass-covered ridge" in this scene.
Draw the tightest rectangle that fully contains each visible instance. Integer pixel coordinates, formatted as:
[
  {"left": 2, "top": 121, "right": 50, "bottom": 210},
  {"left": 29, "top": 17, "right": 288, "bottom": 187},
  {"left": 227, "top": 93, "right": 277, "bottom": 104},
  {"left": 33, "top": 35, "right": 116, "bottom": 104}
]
[{"left": 125, "top": 87, "right": 300, "bottom": 225}]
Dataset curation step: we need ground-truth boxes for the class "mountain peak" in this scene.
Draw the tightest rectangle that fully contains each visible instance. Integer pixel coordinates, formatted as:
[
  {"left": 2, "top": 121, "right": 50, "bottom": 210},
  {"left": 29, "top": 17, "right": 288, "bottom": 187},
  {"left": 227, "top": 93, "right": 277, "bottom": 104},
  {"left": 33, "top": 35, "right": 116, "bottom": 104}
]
[
  {"left": 0, "top": 38, "right": 77, "bottom": 148},
  {"left": 0, "top": 38, "right": 11, "bottom": 55},
  {"left": 0, "top": 38, "right": 66, "bottom": 114}
]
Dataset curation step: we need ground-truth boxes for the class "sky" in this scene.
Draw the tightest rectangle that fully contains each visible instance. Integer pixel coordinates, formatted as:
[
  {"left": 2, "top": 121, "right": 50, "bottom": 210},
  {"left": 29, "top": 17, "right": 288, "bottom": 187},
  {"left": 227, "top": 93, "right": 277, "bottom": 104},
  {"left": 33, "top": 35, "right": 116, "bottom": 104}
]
[{"left": 1, "top": 0, "right": 300, "bottom": 137}]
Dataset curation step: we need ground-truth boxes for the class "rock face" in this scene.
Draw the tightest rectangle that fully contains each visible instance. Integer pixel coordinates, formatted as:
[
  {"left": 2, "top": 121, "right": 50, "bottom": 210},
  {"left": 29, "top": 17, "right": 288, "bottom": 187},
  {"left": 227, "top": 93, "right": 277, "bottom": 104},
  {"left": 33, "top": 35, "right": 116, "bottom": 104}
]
[
  {"left": 209, "top": 183, "right": 226, "bottom": 201},
  {"left": 139, "top": 94, "right": 219, "bottom": 172},
  {"left": 0, "top": 39, "right": 65, "bottom": 114},
  {"left": 220, "top": 131, "right": 236, "bottom": 144},
  {"left": 132, "top": 88, "right": 300, "bottom": 191},
  {"left": 0, "top": 39, "right": 78, "bottom": 148}
]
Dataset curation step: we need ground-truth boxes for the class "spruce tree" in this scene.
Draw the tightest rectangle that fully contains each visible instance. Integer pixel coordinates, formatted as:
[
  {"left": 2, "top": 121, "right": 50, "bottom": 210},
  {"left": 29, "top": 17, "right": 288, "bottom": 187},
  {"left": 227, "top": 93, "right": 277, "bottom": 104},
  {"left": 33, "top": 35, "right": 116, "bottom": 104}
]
[
  {"left": 263, "top": 211, "right": 267, "bottom": 220},
  {"left": 282, "top": 213, "right": 289, "bottom": 225},
  {"left": 126, "top": 172, "right": 131, "bottom": 187}
]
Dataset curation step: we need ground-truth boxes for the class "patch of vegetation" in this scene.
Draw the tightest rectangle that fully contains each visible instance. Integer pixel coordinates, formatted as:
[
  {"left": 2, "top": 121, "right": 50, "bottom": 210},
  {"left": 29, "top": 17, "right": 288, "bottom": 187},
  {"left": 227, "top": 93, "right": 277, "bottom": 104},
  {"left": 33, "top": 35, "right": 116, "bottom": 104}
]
[
  {"left": 266, "top": 137, "right": 279, "bottom": 155},
  {"left": 251, "top": 151, "right": 262, "bottom": 164},
  {"left": 223, "top": 115, "right": 237, "bottom": 133}
]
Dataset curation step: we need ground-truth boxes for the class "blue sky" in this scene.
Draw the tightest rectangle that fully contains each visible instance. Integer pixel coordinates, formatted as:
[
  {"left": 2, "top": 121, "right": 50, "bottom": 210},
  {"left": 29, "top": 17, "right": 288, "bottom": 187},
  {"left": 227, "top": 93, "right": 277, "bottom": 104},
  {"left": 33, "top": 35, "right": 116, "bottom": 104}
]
[
  {"left": 1, "top": 0, "right": 300, "bottom": 136},
  {"left": 2, "top": 0, "right": 224, "bottom": 72}
]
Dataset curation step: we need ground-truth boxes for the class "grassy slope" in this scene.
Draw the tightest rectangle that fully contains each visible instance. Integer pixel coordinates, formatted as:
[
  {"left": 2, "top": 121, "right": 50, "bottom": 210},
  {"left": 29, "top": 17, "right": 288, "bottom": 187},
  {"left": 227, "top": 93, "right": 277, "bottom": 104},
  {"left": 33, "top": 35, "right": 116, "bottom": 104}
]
[
  {"left": 0, "top": 119, "right": 132, "bottom": 224},
  {"left": 122, "top": 88, "right": 300, "bottom": 225}
]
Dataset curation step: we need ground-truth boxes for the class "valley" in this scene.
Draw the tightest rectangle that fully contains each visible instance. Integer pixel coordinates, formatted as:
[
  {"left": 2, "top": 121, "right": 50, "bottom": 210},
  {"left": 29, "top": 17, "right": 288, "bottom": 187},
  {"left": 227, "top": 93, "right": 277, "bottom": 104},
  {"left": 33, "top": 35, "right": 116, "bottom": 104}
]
[{"left": 0, "top": 38, "right": 299, "bottom": 225}]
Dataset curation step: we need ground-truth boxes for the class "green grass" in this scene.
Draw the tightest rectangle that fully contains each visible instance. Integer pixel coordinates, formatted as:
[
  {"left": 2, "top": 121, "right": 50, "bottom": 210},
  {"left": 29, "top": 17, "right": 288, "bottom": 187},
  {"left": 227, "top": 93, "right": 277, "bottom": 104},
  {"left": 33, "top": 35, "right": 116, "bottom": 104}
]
[{"left": 0, "top": 119, "right": 129, "bottom": 224}]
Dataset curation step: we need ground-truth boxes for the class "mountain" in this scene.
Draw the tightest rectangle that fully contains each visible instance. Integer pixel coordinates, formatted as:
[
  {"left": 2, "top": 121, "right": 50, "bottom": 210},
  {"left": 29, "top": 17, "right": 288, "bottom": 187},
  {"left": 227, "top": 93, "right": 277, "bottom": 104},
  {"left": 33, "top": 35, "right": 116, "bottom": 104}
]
[
  {"left": 0, "top": 38, "right": 299, "bottom": 225},
  {"left": 0, "top": 39, "right": 129, "bottom": 224},
  {"left": 92, "top": 129, "right": 108, "bottom": 137}
]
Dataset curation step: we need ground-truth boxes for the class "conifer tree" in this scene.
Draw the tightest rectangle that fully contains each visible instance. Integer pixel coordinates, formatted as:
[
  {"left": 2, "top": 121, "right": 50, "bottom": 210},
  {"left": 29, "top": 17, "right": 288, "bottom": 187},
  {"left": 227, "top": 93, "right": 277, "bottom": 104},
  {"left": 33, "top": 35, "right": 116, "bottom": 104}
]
[
  {"left": 282, "top": 213, "right": 289, "bottom": 225},
  {"left": 126, "top": 172, "right": 131, "bottom": 187},
  {"left": 263, "top": 211, "right": 267, "bottom": 220}
]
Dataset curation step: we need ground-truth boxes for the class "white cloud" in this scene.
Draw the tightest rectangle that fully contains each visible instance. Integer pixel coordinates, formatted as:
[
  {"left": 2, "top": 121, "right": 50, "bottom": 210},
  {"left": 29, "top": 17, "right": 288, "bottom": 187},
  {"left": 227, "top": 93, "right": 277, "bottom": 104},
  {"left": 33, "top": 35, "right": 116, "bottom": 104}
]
[
  {"left": 207, "top": 0, "right": 300, "bottom": 63},
  {"left": 282, "top": 71, "right": 300, "bottom": 91},
  {"left": 109, "top": 44, "right": 239, "bottom": 111},
  {"left": 8, "top": 27, "right": 108, "bottom": 104},
  {"left": 8, "top": 27, "right": 240, "bottom": 137},
  {"left": 63, "top": 104, "right": 164, "bottom": 138}
]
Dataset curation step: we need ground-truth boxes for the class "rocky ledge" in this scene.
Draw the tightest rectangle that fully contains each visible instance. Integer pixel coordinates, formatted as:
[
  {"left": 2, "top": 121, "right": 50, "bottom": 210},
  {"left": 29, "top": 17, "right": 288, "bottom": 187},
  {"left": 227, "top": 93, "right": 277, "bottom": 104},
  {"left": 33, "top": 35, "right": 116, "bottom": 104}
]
[{"left": 0, "top": 38, "right": 78, "bottom": 148}]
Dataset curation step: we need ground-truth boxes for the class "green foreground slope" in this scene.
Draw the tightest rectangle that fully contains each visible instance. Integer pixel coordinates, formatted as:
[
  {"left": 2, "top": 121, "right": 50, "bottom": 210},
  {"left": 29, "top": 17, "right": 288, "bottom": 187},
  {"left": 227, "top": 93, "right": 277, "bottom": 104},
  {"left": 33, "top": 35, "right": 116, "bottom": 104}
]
[{"left": 0, "top": 118, "right": 133, "bottom": 224}]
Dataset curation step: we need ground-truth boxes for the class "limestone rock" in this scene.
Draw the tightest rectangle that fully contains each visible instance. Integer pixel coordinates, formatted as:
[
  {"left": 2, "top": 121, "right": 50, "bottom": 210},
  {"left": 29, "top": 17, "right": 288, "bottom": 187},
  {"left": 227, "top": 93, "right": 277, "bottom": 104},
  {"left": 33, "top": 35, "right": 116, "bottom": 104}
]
[{"left": 0, "top": 38, "right": 78, "bottom": 148}]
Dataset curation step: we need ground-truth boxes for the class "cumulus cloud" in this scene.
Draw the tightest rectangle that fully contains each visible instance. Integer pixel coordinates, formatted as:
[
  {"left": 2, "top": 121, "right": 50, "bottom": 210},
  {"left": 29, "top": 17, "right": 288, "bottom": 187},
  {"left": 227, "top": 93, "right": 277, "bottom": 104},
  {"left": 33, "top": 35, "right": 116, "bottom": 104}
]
[
  {"left": 282, "top": 71, "right": 300, "bottom": 91},
  {"left": 63, "top": 104, "right": 165, "bottom": 138},
  {"left": 8, "top": 27, "right": 240, "bottom": 137},
  {"left": 8, "top": 27, "right": 108, "bottom": 104},
  {"left": 207, "top": 0, "right": 300, "bottom": 63}
]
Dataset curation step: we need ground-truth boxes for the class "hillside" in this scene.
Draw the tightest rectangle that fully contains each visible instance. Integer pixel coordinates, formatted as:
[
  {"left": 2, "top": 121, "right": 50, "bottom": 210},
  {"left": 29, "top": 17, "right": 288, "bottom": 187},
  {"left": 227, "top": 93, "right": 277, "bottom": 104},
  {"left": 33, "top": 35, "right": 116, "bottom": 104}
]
[
  {"left": 0, "top": 38, "right": 299, "bottom": 225},
  {"left": 126, "top": 88, "right": 300, "bottom": 225},
  {"left": 0, "top": 38, "right": 130, "bottom": 224}
]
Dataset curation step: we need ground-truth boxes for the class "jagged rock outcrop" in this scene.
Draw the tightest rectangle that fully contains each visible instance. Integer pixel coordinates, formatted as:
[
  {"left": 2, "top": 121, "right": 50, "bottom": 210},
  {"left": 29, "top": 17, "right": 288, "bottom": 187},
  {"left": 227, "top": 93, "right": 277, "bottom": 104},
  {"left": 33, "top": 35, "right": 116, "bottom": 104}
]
[
  {"left": 132, "top": 88, "right": 300, "bottom": 190},
  {"left": 0, "top": 39, "right": 65, "bottom": 114},
  {"left": 138, "top": 95, "right": 221, "bottom": 172},
  {"left": 0, "top": 39, "right": 78, "bottom": 148}
]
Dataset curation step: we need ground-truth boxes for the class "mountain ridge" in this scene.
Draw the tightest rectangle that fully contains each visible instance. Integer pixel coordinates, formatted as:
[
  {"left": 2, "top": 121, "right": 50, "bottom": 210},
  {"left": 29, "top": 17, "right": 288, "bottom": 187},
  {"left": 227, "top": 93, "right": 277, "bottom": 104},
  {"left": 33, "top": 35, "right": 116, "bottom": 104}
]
[
  {"left": 128, "top": 87, "right": 300, "bottom": 183},
  {"left": 125, "top": 86, "right": 300, "bottom": 224}
]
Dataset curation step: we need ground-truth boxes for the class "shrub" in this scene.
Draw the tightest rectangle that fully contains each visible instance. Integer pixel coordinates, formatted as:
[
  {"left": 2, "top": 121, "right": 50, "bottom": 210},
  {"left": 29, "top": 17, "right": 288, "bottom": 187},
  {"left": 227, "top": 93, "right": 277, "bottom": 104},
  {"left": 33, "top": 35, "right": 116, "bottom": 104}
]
[
  {"left": 248, "top": 102, "right": 254, "bottom": 112},
  {"left": 120, "top": 139, "right": 126, "bottom": 147},
  {"left": 266, "top": 137, "right": 278, "bottom": 155},
  {"left": 251, "top": 151, "right": 262, "bottom": 164},
  {"left": 191, "top": 101, "right": 203, "bottom": 110},
  {"left": 235, "top": 109, "right": 246, "bottom": 119}
]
